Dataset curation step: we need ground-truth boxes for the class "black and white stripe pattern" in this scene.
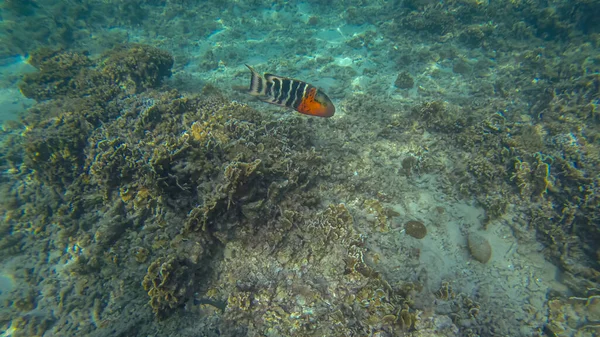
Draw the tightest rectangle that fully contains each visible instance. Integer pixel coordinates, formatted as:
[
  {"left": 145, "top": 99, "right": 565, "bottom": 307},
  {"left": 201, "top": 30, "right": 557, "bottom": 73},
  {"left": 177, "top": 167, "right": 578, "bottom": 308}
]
[
  {"left": 285, "top": 81, "right": 300, "bottom": 107},
  {"left": 247, "top": 64, "right": 266, "bottom": 96},
  {"left": 246, "top": 64, "right": 311, "bottom": 110},
  {"left": 269, "top": 76, "right": 281, "bottom": 103},
  {"left": 292, "top": 82, "right": 309, "bottom": 109}
]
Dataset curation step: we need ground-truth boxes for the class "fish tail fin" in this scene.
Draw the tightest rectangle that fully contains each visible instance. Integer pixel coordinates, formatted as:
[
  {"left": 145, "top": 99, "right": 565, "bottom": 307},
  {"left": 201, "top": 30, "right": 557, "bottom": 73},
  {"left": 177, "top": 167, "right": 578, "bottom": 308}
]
[{"left": 245, "top": 64, "right": 265, "bottom": 96}]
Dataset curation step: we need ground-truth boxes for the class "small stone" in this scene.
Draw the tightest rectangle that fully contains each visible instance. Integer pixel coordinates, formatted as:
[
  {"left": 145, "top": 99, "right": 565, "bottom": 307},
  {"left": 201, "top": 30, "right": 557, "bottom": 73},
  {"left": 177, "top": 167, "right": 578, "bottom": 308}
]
[{"left": 467, "top": 233, "right": 492, "bottom": 263}]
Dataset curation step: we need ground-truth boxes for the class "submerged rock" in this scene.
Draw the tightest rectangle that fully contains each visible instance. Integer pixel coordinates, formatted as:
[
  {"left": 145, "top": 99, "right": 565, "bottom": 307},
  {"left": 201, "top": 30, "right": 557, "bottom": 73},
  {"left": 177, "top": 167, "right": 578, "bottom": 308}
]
[{"left": 467, "top": 232, "right": 492, "bottom": 263}]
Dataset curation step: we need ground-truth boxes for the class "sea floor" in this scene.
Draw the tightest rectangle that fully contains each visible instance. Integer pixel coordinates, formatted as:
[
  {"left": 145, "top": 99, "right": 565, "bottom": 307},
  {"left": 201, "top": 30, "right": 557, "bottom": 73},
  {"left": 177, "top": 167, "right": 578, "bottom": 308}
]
[{"left": 1, "top": 1, "right": 599, "bottom": 336}]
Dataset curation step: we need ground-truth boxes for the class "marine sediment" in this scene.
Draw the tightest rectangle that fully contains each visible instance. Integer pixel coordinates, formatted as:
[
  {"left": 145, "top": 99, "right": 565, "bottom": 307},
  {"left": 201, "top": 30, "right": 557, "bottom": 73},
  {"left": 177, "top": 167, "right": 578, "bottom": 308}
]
[{"left": 0, "top": 0, "right": 599, "bottom": 336}]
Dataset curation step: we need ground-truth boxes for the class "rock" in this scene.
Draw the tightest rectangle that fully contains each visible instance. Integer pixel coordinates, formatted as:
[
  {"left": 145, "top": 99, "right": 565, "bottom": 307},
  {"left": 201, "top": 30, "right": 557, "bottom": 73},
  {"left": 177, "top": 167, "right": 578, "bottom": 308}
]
[{"left": 467, "top": 233, "right": 492, "bottom": 263}]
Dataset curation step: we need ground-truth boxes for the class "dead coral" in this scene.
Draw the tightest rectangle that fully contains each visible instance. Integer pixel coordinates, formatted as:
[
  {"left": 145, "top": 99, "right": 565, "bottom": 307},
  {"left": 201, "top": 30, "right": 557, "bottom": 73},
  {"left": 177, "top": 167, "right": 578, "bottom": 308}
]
[
  {"left": 219, "top": 203, "right": 424, "bottom": 336},
  {"left": 547, "top": 295, "right": 600, "bottom": 336}
]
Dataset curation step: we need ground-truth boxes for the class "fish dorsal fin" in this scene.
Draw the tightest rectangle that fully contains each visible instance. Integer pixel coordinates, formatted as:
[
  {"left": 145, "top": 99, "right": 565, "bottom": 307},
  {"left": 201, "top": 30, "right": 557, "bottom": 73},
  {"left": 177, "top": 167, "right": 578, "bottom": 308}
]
[{"left": 265, "top": 73, "right": 289, "bottom": 82}]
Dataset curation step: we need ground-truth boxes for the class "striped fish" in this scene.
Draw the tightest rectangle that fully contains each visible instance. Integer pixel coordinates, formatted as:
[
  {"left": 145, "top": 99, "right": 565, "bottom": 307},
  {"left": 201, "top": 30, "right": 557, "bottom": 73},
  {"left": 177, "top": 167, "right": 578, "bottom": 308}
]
[{"left": 245, "top": 64, "right": 335, "bottom": 118}]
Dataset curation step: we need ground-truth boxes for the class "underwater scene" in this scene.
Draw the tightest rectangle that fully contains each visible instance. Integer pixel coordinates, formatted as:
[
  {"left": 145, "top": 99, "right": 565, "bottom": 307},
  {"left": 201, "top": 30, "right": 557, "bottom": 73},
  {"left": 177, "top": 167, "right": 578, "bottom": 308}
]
[{"left": 0, "top": 0, "right": 599, "bottom": 336}]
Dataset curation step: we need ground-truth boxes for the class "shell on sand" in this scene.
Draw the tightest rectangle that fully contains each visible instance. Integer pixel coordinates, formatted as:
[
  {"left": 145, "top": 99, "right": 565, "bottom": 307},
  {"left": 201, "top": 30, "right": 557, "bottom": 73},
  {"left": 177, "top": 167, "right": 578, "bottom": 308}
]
[{"left": 467, "top": 233, "right": 492, "bottom": 263}]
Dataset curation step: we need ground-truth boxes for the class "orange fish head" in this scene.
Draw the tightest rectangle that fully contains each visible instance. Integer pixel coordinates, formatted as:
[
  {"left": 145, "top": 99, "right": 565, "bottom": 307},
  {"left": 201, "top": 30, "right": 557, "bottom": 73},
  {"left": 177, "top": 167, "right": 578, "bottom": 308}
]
[{"left": 312, "top": 90, "right": 336, "bottom": 117}]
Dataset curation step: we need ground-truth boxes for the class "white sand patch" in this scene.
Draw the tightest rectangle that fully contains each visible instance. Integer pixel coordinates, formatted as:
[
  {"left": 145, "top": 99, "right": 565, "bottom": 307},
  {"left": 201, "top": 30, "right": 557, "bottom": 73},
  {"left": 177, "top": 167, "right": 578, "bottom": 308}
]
[{"left": 362, "top": 174, "right": 557, "bottom": 336}]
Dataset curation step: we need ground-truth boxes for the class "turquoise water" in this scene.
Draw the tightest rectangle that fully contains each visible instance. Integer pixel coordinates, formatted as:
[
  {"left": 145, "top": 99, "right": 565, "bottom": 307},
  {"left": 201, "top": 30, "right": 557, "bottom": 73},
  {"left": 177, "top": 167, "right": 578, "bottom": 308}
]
[{"left": 0, "top": 1, "right": 599, "bottom": 336}]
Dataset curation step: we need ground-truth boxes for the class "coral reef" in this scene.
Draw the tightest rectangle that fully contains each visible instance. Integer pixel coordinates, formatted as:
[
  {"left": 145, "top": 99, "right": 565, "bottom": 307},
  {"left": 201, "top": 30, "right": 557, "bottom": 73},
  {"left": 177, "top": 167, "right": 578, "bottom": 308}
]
[
  {"left": 18, "top": 48, "right": 92, "bottom": 101},
  {"left": 217, "top": 203, "right": 423, "bottom": 336},
  {"left": 23, "top": 111, "right": 91, "bottom": 188},
  {"left": 547, "top": 295, "right": 600, "bottom": 336},
  {"left": 1, "top": 0, "right": 600, "bottom": 336},
  {"left": 1, "top": 45, "right": 349, "bottom": 336},
  {"left": 100, "top": 44, "right": 174, "bottom": 94},
  {"left": 18, "top": 44, "right": 172, "bottom": 102},
  {"left": 142, "top": 257, "right": 195, "bottom": 318},
  {"left": 364, "top": 198, "right": 399, "bottom": 232}
]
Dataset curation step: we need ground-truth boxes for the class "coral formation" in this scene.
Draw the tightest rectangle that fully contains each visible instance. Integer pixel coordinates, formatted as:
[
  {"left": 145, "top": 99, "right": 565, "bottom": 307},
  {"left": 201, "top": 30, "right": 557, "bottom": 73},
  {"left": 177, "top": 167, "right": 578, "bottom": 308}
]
[
  {"left": 100, "top": 44, "right": 174, "bottom": 94},
  {"left": 1, "top": 44, "right": 353, "bottom": 335},
  {"left": 405, "top": 220, "right": 427, "bottom": 239},
  {"left": 547, "top": 295, "right": 600, "bottom": 336},
  {"left": 364, "top": 199, "right": 398, "bottom": 231},
  {"left": 142, "top": 257, "right": 194, "bottom": 318},
  {"left": 1, "top": 0, "right": 600, "bottom": 336},
  {"left": 18, "top": 48, "right": 92, "bottom": 101},
  {"left": 23, "top": 111, "right": 91, "bottom": 187},
  {"left": 217, "top": 203, "right": 424, "bottom": 336},
  {"left": 18, "top": 44, "right": 172, "bottom": 102}
]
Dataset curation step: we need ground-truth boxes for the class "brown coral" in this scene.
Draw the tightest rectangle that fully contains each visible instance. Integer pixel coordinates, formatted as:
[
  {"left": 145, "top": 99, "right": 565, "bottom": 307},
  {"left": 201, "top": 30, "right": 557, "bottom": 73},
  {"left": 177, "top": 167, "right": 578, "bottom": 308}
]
[
  {"left": 18, "top": 49, "right": 93, "bottom": 101},
  {"left": 405, "top": 220, "right": 427, "bottom": 239},
  {"left": 100, "top": 44, "right": 174, "bottom": 94},
  {"left": 142, "top": 256, "right": 193, "bottom": 318}
]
